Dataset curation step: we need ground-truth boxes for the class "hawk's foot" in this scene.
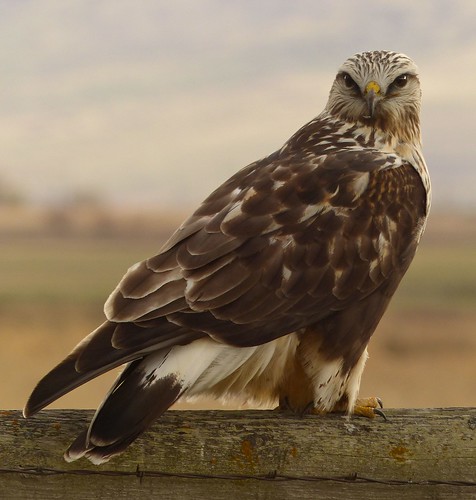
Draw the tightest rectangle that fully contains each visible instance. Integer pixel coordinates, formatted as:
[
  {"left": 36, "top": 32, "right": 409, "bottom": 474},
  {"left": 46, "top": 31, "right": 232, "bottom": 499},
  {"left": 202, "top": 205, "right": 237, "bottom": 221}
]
[
  {"left": 352, "top": 396, "right": 386, "bottom": 419},
  {"left": 275, "top": 396, "right": 317, "bottom": 417},
  {"left": 275, "top": 396, "right": 386, "bottom": 419},
  {"left": 326, "top": 396, "right": 386, "bottom": 419}
]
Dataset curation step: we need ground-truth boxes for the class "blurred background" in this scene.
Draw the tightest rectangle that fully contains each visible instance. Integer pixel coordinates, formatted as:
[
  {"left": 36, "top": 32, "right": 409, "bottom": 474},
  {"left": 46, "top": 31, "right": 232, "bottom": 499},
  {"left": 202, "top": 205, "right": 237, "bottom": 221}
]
[{"left": 1, "top": 0, "right": 475, "bottom": 411}]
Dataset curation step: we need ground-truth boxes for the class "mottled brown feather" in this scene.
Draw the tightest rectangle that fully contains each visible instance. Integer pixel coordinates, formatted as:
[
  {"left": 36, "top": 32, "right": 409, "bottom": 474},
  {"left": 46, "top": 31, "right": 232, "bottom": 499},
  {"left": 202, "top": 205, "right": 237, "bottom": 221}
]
[
  {"left": 106, "top": 155, "right": 426, "bottom": 350},
  {"left": 25, "top": 52, "right": 430, "bottom": 466}
]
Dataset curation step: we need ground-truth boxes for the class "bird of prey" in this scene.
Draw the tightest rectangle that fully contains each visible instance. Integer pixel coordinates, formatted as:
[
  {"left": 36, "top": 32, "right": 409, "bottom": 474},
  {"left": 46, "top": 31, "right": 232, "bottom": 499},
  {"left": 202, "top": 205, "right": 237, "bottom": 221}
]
[{"left": 25, "top": 50, "right": 431, "bottom": 464}]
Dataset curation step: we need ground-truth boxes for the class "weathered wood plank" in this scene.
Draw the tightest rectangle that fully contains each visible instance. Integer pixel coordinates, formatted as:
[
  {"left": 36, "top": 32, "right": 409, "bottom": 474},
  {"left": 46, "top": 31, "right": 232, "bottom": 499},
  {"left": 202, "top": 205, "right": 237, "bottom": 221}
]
[{"left": 1, "top": 408, "right": 475, "bottom": 499}]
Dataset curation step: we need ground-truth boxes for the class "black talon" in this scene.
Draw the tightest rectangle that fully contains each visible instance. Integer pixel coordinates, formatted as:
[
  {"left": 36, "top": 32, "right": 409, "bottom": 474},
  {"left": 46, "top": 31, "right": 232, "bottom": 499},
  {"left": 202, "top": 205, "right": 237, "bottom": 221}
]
[
  {"left": 280, "top": 396, "right": 291, "bottom": 411},
  {"left": 276, "top": 396, "right": 294, "bottom": 414},
  {"left": 374, "top": 408, "right": 388, "bottom": 421},
  {"left": 300, "top": 400, "right": 315, "bottom": 417}
]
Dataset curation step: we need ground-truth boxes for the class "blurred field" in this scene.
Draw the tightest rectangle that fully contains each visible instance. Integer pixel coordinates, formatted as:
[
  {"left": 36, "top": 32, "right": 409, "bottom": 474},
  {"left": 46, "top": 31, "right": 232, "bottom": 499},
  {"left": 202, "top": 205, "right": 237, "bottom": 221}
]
[{"left": 1, "top": 206, "right": 475, "bottom": 411}]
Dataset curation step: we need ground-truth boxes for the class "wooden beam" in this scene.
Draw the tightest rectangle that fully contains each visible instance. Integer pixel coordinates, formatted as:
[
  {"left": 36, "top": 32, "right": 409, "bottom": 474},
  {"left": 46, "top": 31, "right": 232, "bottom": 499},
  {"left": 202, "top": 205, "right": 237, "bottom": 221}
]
[{"left": 1, "top": 408, "right": 475, "bottom": 499}]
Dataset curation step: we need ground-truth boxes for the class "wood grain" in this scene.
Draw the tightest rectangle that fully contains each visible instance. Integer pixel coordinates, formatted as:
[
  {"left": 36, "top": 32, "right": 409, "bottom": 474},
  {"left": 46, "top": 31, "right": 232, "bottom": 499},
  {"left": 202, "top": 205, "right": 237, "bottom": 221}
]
[{"left": 1, "top": 408, "right": 475, "bottom": 499}]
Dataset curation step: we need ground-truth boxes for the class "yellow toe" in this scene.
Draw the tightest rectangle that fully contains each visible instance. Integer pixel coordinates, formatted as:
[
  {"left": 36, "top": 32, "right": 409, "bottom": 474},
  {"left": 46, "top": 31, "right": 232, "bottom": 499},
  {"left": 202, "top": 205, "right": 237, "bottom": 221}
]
[{"left": 353, "top": 396, "right": 385, "bottom": 419}]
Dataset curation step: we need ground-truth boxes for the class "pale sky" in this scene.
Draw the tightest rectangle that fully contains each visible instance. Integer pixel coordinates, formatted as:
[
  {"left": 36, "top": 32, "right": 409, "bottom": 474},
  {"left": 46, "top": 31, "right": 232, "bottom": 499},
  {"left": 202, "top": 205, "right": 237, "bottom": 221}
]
[{"left": 1, "top": 0, "right": 475, "bottom": 210}]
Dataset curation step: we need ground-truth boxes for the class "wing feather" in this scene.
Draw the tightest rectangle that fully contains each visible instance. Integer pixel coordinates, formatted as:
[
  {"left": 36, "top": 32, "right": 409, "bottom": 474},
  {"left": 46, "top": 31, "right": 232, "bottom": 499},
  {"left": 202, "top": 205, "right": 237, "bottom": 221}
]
[
  {"left": 186, "top": 259, "right": 253, "bottom": 303},
  {"left": 103, "top": 149, "right": 426, "bottom": 350}
]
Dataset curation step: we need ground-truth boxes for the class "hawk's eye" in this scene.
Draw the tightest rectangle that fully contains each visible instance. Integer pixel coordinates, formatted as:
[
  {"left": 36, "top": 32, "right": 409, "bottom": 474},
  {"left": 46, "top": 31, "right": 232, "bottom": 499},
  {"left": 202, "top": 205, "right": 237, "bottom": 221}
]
[
  {"left": 341, "top": 72, "right": 358, "bottom": 90},
  {"left": 393, "top": 74, "right": 409, "bottom": 88}
]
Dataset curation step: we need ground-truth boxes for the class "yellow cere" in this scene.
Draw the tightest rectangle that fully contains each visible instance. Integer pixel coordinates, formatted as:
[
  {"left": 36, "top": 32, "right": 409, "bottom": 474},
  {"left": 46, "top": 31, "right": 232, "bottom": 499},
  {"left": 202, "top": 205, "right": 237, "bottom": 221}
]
[{"left": 365, "top": 81, "right": 381, "bottom": 94}]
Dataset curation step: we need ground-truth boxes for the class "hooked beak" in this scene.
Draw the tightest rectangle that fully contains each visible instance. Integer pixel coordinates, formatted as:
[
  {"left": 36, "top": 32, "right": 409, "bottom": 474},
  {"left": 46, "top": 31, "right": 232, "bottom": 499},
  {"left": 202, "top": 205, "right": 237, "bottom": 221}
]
[{"left": 363, "top": 81, "right": 381, "bottom": 119}]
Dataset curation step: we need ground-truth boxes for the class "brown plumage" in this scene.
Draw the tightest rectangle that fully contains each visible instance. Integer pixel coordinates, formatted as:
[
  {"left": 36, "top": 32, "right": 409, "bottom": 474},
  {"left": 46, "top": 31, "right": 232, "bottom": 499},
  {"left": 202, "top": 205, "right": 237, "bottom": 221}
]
[{"left": 25, "top": 50, "right": 430, "bottom": 464}]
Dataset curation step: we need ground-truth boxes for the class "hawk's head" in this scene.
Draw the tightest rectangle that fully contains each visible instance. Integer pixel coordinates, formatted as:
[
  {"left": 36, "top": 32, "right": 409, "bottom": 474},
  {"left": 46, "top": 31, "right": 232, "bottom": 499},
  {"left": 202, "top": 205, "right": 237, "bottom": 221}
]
[{"left": 325, "top": 50, "right": 421, "bottom": 142}]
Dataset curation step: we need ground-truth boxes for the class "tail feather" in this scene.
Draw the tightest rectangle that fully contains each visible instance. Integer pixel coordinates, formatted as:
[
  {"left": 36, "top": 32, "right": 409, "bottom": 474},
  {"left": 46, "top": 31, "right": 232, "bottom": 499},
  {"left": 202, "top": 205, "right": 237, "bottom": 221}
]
[
  {"left": 24, "top": 322, "right": 117, "bottom": 417},
  {"left": 24, "top": 320, "right": 200, "bottom": 418},
  {"left": 65, "top": 357, "right": 182, "bottom": 464},
  {"left": 64, "top": 338, "right": 226, "bottom": 464}
]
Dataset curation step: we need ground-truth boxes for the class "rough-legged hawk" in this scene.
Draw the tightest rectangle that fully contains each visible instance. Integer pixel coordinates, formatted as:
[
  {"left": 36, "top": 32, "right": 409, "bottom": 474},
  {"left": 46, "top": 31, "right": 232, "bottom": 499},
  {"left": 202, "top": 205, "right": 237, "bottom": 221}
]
[{"left": 25, "top": 50, "right": 431, "bottom": 464}]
